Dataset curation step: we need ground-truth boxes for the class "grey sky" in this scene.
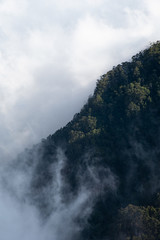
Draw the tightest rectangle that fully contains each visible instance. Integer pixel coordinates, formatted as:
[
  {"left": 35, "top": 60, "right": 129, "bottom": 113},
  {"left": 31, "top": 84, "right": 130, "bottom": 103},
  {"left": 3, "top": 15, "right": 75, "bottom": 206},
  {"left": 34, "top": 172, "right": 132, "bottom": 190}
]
[{"left": 0, "top": 0, "right": 160, "bottom": 159}]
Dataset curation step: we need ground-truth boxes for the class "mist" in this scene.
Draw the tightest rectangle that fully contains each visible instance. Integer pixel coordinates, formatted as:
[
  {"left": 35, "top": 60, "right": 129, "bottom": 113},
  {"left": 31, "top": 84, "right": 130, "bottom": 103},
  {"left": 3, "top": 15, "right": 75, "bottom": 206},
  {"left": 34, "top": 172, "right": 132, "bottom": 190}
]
[{"left": 0, "top": 147, "right": 117, "bottom": 240}]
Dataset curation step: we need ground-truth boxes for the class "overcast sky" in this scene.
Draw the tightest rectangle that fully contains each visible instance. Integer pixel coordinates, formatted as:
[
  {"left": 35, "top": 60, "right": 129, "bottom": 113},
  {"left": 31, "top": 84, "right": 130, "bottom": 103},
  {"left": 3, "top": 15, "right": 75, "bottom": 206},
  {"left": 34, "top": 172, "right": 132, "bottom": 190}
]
[{"left": 0, "top": 0, "right": 160, "bottom": 159}]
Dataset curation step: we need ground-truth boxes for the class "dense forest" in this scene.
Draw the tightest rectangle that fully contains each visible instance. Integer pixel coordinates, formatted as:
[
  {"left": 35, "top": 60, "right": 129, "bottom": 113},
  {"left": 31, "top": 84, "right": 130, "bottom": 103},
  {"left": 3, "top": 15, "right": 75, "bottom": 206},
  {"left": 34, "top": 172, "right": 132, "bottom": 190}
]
[{"left": 13, "top": 41, "right": 160, "bottom": 240}]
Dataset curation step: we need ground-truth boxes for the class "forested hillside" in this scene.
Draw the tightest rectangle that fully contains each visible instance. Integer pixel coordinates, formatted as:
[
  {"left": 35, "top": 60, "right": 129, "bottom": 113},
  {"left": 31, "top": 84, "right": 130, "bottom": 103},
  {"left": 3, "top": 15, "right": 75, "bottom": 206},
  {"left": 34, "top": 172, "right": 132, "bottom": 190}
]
[{"left": 15, "top": 41, "right": 160, "bottom": 240}]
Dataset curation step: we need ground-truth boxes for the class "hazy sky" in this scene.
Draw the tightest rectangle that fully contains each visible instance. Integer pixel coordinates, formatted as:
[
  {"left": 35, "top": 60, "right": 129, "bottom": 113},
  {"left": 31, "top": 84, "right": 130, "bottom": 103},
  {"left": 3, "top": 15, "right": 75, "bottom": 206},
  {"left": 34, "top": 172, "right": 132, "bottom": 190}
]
[{"left": 0, "top": 0, "right": 160, "bottom": 159}]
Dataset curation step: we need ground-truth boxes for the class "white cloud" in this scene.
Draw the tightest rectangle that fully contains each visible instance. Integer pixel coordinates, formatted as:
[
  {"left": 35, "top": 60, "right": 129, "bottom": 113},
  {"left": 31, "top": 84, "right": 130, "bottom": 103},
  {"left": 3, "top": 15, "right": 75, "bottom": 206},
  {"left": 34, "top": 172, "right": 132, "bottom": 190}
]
[{"left": 0, "top": 0, "right": 159, "bottom": 158}]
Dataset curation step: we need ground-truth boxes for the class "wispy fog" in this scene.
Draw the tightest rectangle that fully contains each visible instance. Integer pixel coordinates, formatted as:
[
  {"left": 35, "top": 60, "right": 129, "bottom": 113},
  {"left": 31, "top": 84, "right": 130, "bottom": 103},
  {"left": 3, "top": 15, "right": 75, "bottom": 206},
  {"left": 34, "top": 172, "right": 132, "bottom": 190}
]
[
  {"left": 0, "top": 148, "right": 117, "bottom": 240},
  {"left": 0, "top": 0, "right": 160, "bottom": 158}
]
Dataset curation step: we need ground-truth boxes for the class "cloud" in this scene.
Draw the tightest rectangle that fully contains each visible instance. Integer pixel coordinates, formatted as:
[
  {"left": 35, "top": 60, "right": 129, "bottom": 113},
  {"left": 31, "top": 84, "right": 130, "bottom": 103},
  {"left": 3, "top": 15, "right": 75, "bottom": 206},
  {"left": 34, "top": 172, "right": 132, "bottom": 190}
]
[
  {"left": 0, "top": 147, "right": 117, "bottom": 240},
  {"left": 0, "top": 0, "right": 159, "bottom": 158}
]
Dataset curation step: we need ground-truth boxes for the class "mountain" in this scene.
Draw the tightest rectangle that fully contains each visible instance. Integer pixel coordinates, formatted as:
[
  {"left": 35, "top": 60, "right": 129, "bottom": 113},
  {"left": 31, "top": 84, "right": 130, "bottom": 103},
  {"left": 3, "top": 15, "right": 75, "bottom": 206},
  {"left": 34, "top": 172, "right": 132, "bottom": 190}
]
[{"left": 7, "top": 41, "right": 160, "bottom": 240}]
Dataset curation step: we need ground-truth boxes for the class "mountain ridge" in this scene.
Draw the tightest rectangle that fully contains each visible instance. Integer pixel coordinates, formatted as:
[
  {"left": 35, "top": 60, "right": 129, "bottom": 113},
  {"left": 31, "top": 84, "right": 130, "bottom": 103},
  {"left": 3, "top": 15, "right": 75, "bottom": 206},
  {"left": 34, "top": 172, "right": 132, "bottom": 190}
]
[{"left": 10, "top": 41, "right": 160, "bottom": 240}]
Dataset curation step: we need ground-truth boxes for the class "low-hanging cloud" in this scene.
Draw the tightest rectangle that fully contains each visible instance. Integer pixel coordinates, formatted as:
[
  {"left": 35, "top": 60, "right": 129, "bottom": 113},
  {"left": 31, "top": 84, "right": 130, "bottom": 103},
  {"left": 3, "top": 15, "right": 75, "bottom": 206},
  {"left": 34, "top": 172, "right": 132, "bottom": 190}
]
[
  {"left": 0, "top": 147, "right": 118, "bottom": 240},
  {"left": 0, "top": 0, "right": 160, "bottom": 159}
]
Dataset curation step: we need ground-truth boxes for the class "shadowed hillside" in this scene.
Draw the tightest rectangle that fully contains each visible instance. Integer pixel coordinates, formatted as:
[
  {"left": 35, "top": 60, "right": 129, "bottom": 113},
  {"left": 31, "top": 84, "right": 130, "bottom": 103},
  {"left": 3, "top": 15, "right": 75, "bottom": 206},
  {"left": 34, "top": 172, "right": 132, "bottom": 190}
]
[{"left": 9, "top": 41, "right": 160, "bottom": 240}]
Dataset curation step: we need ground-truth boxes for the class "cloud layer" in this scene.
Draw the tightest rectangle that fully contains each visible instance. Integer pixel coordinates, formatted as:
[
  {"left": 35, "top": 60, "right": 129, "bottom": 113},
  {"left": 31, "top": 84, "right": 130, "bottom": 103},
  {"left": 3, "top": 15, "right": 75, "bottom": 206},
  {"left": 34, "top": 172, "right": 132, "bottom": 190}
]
[{"left": 0, "top": 0, "right": 160, "bottom": 159}]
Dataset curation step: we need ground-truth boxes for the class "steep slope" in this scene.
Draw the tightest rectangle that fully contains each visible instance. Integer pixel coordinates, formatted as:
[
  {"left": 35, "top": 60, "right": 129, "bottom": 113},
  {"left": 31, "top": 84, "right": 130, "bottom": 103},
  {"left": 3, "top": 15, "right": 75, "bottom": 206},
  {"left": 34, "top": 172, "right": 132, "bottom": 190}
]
[{"left": 10, "top": 41, "right": 160, "bottom": 240}]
